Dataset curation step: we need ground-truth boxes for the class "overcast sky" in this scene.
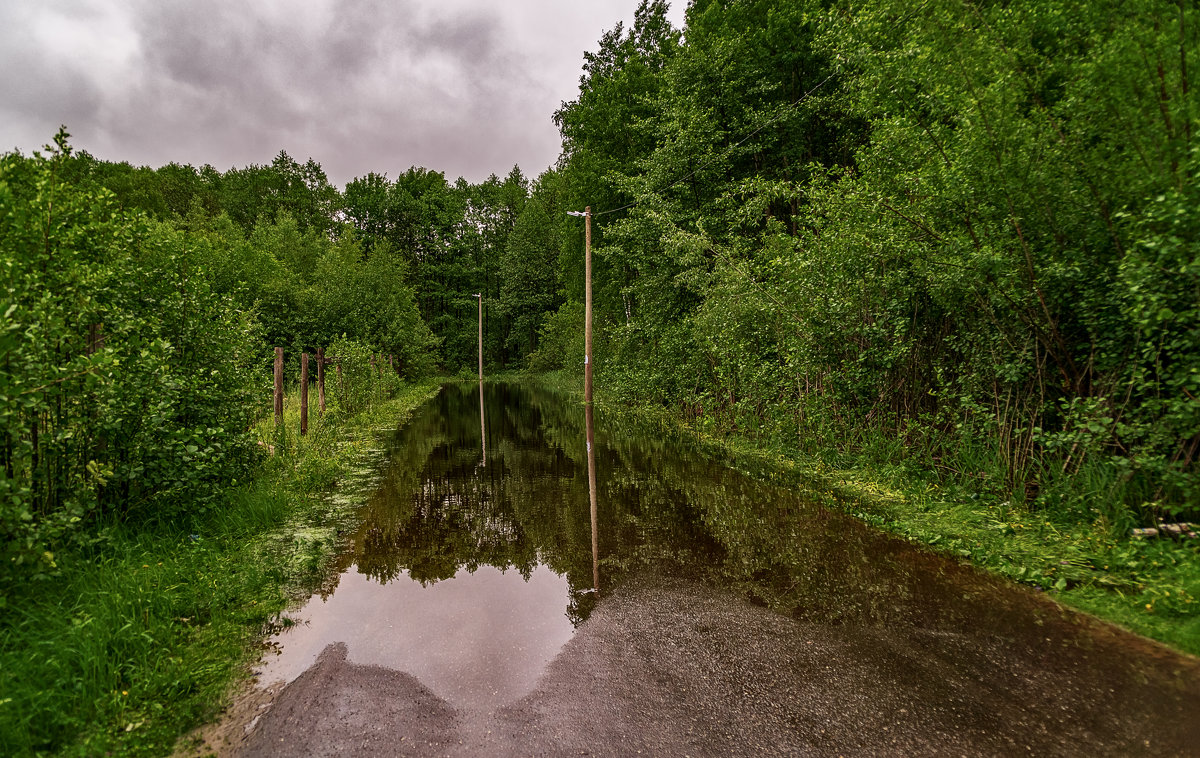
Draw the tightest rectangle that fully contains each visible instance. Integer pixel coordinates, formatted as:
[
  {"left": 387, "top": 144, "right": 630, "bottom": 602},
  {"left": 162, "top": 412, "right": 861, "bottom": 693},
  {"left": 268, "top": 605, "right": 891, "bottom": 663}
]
[{"left": 0, "top": 0, "right": 686, "bottom": 187}]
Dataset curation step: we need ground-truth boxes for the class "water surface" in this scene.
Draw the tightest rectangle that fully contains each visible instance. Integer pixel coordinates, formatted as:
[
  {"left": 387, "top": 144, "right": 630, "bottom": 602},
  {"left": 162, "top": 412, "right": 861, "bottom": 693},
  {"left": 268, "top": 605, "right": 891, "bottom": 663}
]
[{"left": 258, "top": 381, "right": 1199, "bottom": 733}]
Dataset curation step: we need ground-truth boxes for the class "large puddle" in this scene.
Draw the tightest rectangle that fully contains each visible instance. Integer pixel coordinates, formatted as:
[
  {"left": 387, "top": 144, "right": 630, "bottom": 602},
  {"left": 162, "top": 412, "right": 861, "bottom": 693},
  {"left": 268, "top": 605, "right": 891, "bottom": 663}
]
[{"left": 257, "top": 381, "right": 1200, "bottom": 728}]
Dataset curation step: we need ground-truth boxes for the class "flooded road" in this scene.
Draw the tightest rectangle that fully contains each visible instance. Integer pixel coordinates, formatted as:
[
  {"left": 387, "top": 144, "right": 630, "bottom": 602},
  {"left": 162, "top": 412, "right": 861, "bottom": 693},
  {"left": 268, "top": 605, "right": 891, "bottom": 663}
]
[{"left": 238, "top": 382, "right": 1200, "bottom": 757}]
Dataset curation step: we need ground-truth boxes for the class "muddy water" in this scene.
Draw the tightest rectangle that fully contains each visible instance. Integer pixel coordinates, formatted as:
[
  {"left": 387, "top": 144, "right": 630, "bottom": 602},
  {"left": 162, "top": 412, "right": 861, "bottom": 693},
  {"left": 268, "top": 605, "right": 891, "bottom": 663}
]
[{"left": 256, "top": 381, "right": 1200, "bottom": 742}]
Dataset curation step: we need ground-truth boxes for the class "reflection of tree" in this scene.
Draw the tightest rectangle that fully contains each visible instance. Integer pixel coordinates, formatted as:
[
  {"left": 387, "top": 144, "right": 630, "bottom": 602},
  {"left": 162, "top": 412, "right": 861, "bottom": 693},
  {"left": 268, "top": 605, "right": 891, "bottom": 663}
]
[
  {"left": 345, "top": 381, "right": 1028, "bottom": 633},
  {"left": 349, "top": 383, "right": 584, "bottom": 590}
]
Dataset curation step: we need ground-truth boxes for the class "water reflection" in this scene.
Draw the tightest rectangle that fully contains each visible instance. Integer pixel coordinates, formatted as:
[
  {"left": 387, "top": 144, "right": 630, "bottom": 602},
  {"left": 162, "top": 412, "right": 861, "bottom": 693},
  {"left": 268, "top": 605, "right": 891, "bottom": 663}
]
[
  {"left": 257, "top": 566, "right": 573, "bottom": 711},
  {"left": 263, "top": 381, "right": 1200, "bottom": 727},
  {"left": 586, "top": 401, "right": 599, "bottom": 592},
  {"left": 479, "top": 378, "right": 486, "bottom": 468}
]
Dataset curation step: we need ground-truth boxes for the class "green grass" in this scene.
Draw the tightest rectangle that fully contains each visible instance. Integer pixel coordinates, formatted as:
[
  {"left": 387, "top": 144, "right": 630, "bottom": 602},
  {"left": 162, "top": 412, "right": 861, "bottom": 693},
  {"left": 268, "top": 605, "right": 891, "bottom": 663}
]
[{"left": 0, "top": 379, "right": 442, "bottom": 757}]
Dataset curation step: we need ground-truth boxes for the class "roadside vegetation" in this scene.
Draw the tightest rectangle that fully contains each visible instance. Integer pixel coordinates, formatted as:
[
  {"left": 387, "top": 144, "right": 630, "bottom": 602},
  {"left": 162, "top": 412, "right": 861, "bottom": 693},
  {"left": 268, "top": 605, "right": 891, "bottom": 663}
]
[
  {"left": 0, "top": 125, "right": 445, "bottom": 754},
  {"left": 0, "top": 374, "right": 439, "bottom": 756}
]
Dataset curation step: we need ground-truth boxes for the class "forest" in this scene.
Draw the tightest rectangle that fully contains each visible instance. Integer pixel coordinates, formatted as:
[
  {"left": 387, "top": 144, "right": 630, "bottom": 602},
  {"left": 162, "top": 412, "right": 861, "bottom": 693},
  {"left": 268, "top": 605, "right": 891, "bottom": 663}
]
[{"left": 1, "top": 0, "right": 1198, "bottom": 749}]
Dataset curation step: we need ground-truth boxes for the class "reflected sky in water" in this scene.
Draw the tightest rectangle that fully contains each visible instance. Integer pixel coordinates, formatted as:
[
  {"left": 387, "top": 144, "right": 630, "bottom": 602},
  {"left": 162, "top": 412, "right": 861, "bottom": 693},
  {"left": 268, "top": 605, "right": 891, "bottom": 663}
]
[{"left": 256, "top": 565, "right": 573, "bottom": 710}]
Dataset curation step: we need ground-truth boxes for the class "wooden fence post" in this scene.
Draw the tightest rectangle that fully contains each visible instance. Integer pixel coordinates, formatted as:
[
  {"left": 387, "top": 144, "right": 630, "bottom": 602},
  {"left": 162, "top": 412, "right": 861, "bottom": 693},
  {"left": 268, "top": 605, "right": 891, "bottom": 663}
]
[
  {"left": 274, "top": 347, "right": 283, "bottom": 425},
  {"left": 300, "top": 352, "right": 309, "bottom": 436},
  {"left": 317, "top": 347, "right": 326, "bottom": 416}
]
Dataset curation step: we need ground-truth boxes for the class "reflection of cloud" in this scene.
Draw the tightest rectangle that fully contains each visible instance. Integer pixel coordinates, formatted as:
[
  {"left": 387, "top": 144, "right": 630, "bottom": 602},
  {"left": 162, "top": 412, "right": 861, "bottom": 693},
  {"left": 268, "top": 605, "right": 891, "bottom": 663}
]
[
  {"left": 0, "top": 1, "right": 686, "bottom": 185},
  {"left": 258, "top": 567, "right": 575, "bottom": 711}
]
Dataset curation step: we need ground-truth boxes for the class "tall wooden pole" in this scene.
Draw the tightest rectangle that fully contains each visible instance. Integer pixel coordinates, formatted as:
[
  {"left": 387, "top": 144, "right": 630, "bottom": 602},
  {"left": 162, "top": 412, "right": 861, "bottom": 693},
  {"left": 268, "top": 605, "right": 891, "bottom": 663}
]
[
  {"left": 584, "top": 206, "right": 593, "bottom": 406},
  {"left": 273, "top": 347, "right": 283, "bottom": 426},
  {"left": 584, "top": 208, "right": 596, "bottom": 588}
]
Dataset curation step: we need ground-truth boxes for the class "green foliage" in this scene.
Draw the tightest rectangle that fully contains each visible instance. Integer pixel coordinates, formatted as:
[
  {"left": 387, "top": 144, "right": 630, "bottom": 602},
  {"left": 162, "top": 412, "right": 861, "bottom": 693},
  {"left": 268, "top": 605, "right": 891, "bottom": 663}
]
[
  {"left": 323, "top": 337, "right": 405, "bottom": 418},
  {"left": 1117, "top": 154, "right": 1200, "bottom": 512},
  {"left": 340, "top": 165, "right": 534, "bottom": 371},
  {"left": 0, "top": 131, "right": 260, "bottom": 584},
  {"left": 0, "top": 381, "right": 440, "bottom": 756},
  {"left": 500, "top": 171, "right": 565, "bottom": 359},
  {"left": 546, "top": 0, "right": 1200, "bottom": 523},
  {"left": 526, "top": 302, "right": 585, "bottom": 374}
]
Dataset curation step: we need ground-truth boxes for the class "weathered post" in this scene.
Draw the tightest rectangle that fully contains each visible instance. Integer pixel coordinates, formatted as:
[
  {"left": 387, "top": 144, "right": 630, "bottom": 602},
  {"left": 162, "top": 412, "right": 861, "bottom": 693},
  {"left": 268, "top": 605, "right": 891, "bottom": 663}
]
[
  {"left": 273, "top": 347, "right": 283, "bottom": 425},
  {"left": 476, "top": 293, "right": 483, "bottom": 383},
  {"left": 316, "top": 347, "right": 326, "bottom": 416},
  {"left": 300, "top": 352, "right": 309, "bottom": 436},
  {"left": 87, "top": 324, "right": 100, "bottom": 356}
]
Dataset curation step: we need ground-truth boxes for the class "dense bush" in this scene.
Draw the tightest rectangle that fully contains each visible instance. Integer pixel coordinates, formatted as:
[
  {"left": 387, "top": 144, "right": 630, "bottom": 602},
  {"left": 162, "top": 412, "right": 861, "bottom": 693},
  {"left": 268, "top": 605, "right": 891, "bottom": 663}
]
[{"left": 0, "top": 131, "right": 261, "bottom": 585}]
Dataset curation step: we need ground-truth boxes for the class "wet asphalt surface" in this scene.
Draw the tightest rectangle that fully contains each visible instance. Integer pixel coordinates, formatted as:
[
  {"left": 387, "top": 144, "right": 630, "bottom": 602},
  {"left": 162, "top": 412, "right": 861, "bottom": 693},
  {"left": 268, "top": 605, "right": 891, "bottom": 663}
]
[{"left": 237, "top": 573, "right": 1200, "bottom": 757}]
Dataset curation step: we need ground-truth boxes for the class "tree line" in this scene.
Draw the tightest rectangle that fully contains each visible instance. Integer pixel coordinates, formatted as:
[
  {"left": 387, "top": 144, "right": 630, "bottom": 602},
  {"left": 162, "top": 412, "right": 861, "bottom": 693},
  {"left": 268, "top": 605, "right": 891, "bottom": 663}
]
[{"left": 0, "top": 133, "right": 549, "bottom": 577}]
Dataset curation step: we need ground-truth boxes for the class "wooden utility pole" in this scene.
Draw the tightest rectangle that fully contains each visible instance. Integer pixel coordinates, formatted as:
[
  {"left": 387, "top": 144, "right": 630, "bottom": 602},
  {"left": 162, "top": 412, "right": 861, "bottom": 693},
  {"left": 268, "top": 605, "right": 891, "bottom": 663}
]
[
  {"left": 300, "top": 352, "right": 309, "bottom": 436},
  {"left": 567, "top": 207, "right": 598, "bottom": 587},
  {"left": 273, "top": 347, "right": 283, "bottom": 425},
  {"left": 584, "top": 207, "right": 593, "bottom": 406}
]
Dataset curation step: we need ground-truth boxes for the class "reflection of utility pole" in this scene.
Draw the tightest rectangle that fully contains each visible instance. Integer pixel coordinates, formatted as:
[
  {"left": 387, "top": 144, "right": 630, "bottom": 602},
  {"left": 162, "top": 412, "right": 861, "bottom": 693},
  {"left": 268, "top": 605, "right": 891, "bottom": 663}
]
[
  {"left": 476, "top": 293, "right": 486, "bottom": 467},
  {"left": 586, "top": 402, "right": 599, "bottom": 591}
]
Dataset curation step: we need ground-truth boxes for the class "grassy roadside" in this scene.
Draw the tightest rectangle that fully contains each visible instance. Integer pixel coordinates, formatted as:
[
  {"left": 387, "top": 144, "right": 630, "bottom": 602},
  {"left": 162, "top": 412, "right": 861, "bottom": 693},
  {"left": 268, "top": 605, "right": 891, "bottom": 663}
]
[
  {"left": 0, "top": 379, "right": 441, "bottom": 757},
  {"left": 530, "top": 371, "right": 1200, "bottom": 658}
]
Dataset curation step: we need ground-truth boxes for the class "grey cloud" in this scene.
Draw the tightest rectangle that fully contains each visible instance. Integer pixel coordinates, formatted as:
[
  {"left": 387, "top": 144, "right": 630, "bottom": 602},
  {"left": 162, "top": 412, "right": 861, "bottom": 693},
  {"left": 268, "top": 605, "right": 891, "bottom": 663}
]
[{"left": 0, "top": 1, "right": 686, "bottom": 184}]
